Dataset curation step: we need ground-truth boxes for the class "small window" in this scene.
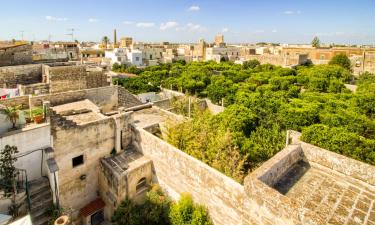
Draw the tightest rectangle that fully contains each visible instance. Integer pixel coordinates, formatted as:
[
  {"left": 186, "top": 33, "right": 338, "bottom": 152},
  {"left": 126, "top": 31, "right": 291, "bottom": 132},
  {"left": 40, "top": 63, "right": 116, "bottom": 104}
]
[
  {"left": 136, "top": 177, "right": 148, "bottom": 194},
  {"left": 136, "top": 57, "right": 139, "bottom": 61},
  {"left": 72, "top": 155, "right": 84, "bottom": 167}
]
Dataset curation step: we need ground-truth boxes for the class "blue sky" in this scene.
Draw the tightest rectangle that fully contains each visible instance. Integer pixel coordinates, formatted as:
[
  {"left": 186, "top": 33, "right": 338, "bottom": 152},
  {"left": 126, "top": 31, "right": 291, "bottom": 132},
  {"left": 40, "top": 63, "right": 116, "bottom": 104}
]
[{"left": 1, "top": 0, "right": 374, "bottom": 44}]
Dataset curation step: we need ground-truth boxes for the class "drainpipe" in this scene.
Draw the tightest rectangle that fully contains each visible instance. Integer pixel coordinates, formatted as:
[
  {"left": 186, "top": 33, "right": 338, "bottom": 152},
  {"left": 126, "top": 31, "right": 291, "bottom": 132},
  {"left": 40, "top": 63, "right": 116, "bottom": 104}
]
[
  {"left": 113, "top": 116, "right": 121, "bottom": 153},
  {"left": 54, "top": 172, "right": 60, "bottom": 209}
]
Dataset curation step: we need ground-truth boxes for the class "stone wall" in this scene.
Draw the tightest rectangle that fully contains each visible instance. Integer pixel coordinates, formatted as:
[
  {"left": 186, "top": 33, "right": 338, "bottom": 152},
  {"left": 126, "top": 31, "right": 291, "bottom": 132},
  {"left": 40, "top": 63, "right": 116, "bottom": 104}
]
[
  {"left": 45, "top": 65, "right": 107, "bottom": 93},
  {"left": 47, "top": 65, "right": 87, "bottom": 93},
  {"left": 245, "top": 54, "right": 306, "bottom": 67},
  {"left": 117, "top": 86, "right": 143, "bottom": 109},
  {"left": 0, "top": 64, "right": 42, "bottom": 88},
  {"left": 133, "top": 127, "right": 247, "bottom": 225},
  {"left": 0, "top": 44, "right": 32, "bottom": 67},
  {"left": 19, "top": 83, "right": 50, "bottom": 95}
]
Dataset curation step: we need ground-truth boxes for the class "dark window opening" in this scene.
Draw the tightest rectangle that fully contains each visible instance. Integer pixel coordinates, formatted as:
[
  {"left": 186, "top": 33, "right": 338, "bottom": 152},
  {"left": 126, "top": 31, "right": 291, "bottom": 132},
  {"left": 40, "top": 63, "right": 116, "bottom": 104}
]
[
  {"left": 72, "top": 155, "right": 84, "bottom": 167},
  {"left": 136, "top": 177, "right": 147, "bottom": 194}
]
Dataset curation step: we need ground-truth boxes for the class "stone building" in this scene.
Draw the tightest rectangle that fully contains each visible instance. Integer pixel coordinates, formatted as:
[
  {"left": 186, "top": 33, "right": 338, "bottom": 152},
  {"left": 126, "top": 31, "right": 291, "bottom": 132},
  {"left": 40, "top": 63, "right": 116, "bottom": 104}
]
[
  {"left": 0, "top": 62, "right": 108, "bottom": 95},
  {"left": 0, "top": 44, "right": 32, "bottom": 67}
]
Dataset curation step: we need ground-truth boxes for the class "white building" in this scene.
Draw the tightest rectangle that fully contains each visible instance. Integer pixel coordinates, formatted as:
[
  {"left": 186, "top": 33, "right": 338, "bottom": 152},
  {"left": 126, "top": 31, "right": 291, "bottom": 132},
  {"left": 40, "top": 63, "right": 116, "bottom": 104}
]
[
  {"left": 105, "top": 48, "right": 144, "bottom": 67},
  {"left": 105, "top": 48, "right": 128, "bottom": 65},
  {"left": 127, "top": 50, "right": 143, "bottom": 67},
  {"left": 205, "top": 46, "right": 241, "bottom": 62}
]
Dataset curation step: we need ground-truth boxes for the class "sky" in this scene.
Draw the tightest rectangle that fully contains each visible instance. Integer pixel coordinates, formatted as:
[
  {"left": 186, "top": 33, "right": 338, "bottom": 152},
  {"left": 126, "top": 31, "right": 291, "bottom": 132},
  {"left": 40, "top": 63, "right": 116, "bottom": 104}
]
[{"left": 1, "top": 0, "right": 375, "bottom": 44}]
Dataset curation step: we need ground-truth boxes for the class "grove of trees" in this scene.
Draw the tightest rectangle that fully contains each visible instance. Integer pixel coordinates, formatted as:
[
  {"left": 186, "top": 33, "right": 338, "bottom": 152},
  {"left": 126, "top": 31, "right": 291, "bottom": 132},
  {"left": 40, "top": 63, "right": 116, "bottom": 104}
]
[{"left": 115, "top": 59, "right": 375, "bottom": 183}]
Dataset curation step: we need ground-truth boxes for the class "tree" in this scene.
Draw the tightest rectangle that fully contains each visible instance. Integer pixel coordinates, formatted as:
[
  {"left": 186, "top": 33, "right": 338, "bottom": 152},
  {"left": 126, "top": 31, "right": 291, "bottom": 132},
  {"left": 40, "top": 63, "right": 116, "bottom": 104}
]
[
  {"left": 169, "top": 193, "right": 212, "bottom": 225},
  {"left": 0, "top": 106, "right": 21, "bottom": 129},
  {"left": 329, "top": 53, "right": 352, "bottom": 71},
  {"left": 311, "top": 36, "right": 320, "bottom": 48},
  {"left": 111, "top": 185, "right": 171, "bottom": 225},
  {"left": 243, "top": 60, "right": 260, "bottom": 69},
  {"left": 102, "top": 36, "right": 109, "bottom": 49},
  {"left": 0, "top": 145, "right": 19, "bottom": 197}
]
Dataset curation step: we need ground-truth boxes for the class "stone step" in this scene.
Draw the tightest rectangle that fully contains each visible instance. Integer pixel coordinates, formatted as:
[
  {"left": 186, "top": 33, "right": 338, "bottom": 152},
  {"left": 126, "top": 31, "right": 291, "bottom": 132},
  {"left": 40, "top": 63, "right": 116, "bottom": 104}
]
[
  {"left": 29, "top": 178, "right": 50, "bottom": 196},
  {"left": 31, "top": 197, "right": 53, "bottom": 213},
  {"left": 30, "top": 187, "right": 52, "bottom": 203},
  {"left": 33, "top": 213, "right": 52, "bottom": 225}
]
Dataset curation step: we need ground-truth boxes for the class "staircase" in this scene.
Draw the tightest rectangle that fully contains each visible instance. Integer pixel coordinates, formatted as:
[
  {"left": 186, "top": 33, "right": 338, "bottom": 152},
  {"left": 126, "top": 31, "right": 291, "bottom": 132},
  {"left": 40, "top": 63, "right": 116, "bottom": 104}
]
[{"left": 28, "top": 177, "right": 54, "bottom": 225}]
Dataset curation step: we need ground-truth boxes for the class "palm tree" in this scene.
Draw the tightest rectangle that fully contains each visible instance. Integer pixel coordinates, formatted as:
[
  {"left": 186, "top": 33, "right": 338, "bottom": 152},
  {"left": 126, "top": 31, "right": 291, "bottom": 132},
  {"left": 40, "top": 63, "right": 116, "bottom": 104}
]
[
  {"left": 1, "top": 106, "right": 21, "bottom": 129},
  {"left": 102, "top": 36, "right": 109, "bottom": 49}
]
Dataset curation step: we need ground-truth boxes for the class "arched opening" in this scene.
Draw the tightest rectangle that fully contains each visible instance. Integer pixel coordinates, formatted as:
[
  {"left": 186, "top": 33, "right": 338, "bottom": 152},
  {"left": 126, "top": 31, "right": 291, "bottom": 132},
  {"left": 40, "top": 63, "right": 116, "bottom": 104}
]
[{"left": 136, "top": 177, "right": 147, "bottom": 194}]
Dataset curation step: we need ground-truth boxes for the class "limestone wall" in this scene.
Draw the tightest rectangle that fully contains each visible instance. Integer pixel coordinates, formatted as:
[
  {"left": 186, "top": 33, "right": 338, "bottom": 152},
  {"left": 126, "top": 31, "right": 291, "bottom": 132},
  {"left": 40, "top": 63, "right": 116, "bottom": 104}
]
[
  {"left": 245, "top": 54, "right": 304, "bottom": 67},
  {"left": 0, "top": 45, "right": 32, "bottom": 67},
  {"left": 19, "top": 83, "right": 50, "bottom": 95},
  {"left": 118, "top": 86, "right": 143, "bottom": 109},
  {"left": 133, "top": 127, "right": 246, "bottom": 225},
  {"left": 0, "top": 64, "right": 42, "bottom": 88},
  {"left": 47, "top": 65, "right": 87, "bottom": 93}
]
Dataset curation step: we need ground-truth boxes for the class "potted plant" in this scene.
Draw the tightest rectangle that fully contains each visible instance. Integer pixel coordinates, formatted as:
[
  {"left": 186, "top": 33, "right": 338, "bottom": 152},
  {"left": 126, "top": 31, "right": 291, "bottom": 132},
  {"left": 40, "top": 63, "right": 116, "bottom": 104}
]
[
  {"left": 32, "top": 107, "right": 44, "bottom": 124},
  {"left": 0, "top": 106, "right": 21, "bottom": 131}
]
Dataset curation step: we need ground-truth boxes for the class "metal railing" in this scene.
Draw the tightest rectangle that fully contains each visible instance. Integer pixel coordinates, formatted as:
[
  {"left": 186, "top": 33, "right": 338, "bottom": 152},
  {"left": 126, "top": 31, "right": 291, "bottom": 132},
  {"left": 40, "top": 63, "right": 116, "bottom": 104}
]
[{"left": 0, "top": 169, "right": 31, "bottom": 212}]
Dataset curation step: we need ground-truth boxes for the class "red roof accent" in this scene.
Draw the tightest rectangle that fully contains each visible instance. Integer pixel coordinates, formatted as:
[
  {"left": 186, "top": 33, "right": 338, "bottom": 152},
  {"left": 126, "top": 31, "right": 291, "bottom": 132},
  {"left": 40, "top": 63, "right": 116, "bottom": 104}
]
[{"left": 79, "top": 198, "right": 105, "bottom": 217}]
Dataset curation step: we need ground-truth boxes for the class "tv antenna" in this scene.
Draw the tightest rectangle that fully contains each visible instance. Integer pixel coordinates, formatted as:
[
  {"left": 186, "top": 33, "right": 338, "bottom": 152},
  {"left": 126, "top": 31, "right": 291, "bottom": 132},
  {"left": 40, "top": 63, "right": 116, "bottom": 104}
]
[{"left": 66, "top": 28, "right": 78, "bottom": 41}]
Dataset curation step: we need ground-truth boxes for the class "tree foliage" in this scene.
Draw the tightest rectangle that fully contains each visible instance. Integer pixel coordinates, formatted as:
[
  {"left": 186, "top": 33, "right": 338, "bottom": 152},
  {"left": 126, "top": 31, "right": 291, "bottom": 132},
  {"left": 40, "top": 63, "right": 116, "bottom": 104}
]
[
  {"left": 0, "top": 145, "right": 19, "bottom": 197},
  {"left": 311, "top": 36, "right": 320, "bottom": 48},
  {"left": 115, "top": 60, "right": 375, "bottom": 180},
  {"left": 112, "top": 186, "right": 212, "bottom": 225},
  {"left": 329, "top": 53, "right": 352, "bottom": 71}
]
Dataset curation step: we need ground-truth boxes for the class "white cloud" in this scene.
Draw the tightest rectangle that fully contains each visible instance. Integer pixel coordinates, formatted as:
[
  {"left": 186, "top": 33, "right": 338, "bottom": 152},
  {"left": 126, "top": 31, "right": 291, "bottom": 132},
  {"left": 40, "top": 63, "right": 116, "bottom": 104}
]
[
  {"left": 160, "top": 21, "right": 179, "bottom": 30},
  {"left": 272, "top": 29, "right": 278, "bottom": 33},
  {"left": 88, "top": 18, "right": 99, "bottom": 23},
  {"left": 222, "top": 27, "right": 229, "bottom": 33},
  {"left": 188, "top": 5, "right": 200, "bottom": 11},
  {"left": 136, "top": 22, "right": 155, "bottom": 28},
  {"left": 187, "top": 23, "right": 206, "bottom": 32},
  {"left": 45, "top": 16, "right": 68, "bottom": 21},
  {"left": 283, "top": 10, "right": 301, "bottom": 15},
  {"left": 123, "top": 21, "right": 134, "bottom": 25}
]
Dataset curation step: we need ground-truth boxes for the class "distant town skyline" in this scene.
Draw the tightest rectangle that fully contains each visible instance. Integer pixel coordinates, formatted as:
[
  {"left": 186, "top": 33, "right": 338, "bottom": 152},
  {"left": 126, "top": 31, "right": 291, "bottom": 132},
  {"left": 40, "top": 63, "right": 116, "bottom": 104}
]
[{"left": 1, "top": 0, "right": 375, "bottom": 44}]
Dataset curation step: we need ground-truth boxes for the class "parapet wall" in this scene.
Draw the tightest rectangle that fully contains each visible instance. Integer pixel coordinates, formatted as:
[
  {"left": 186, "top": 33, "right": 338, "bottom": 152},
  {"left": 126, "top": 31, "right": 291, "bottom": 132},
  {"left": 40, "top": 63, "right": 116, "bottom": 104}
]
[
  {"left": 0, "top": 44, "right": 32, "bottom": 67},
  {"left": 0, "top": 64, "right": 42, "bottom": 88},
  {"left": 133, "top": 127, "right": 247, "bottom": 225},
  {"left": 0, "top": 86, "right": 119, "bottom": 111}
]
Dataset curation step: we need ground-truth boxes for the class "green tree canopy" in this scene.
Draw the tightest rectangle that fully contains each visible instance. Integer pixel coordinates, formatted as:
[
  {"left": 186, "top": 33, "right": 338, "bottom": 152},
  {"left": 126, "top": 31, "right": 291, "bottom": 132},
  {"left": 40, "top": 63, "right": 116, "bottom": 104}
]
[{"left": 329, "top": 53, "right": 352, "bottom": 71}]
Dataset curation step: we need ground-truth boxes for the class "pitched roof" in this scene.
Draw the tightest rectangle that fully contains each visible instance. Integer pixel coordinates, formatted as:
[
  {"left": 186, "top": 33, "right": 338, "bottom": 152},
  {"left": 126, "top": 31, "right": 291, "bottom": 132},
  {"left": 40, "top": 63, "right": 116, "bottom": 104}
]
[{"left": 79, "top": 198, "right": 105, "bottom": 217}]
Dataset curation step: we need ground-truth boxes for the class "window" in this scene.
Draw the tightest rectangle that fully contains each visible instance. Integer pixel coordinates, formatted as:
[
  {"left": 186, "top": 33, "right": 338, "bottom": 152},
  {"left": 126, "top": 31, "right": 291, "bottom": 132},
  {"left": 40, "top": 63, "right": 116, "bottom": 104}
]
[
  {"left": 136, "top": 177, "right": 148, "bottom": 194},
  {"left": 136, "top": 57, "right": 139, "bottom": 61},
  {"left": 150, "top": 55, "right": 153, "bottom": 60},
  {"left": 72, "top": 155, "right": 84, "bottom": 167},
  {"left": 320, "top": 55, "right": 325, "bottom": 60}
]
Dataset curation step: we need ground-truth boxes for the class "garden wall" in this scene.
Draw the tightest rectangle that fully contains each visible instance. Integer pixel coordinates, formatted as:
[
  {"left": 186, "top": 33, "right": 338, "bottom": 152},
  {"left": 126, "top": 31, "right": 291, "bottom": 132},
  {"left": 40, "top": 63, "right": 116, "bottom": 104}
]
[{"left": 133, "top": 127, "right": 250, "bottom": 225}]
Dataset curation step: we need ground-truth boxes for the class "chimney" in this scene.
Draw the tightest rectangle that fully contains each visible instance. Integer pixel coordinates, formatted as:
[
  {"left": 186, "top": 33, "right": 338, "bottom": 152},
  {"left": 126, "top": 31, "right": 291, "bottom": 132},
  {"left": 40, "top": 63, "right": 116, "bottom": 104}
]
[{"left": 114, "top": 29, "right": 117, "bottom": 48}]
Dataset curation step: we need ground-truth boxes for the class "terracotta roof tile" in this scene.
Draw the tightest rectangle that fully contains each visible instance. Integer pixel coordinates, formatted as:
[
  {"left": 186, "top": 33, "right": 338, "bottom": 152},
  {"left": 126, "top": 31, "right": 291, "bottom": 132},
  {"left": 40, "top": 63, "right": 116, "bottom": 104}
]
[{"left": 79, "top": 198, "right": 105, "bottom": 217}]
